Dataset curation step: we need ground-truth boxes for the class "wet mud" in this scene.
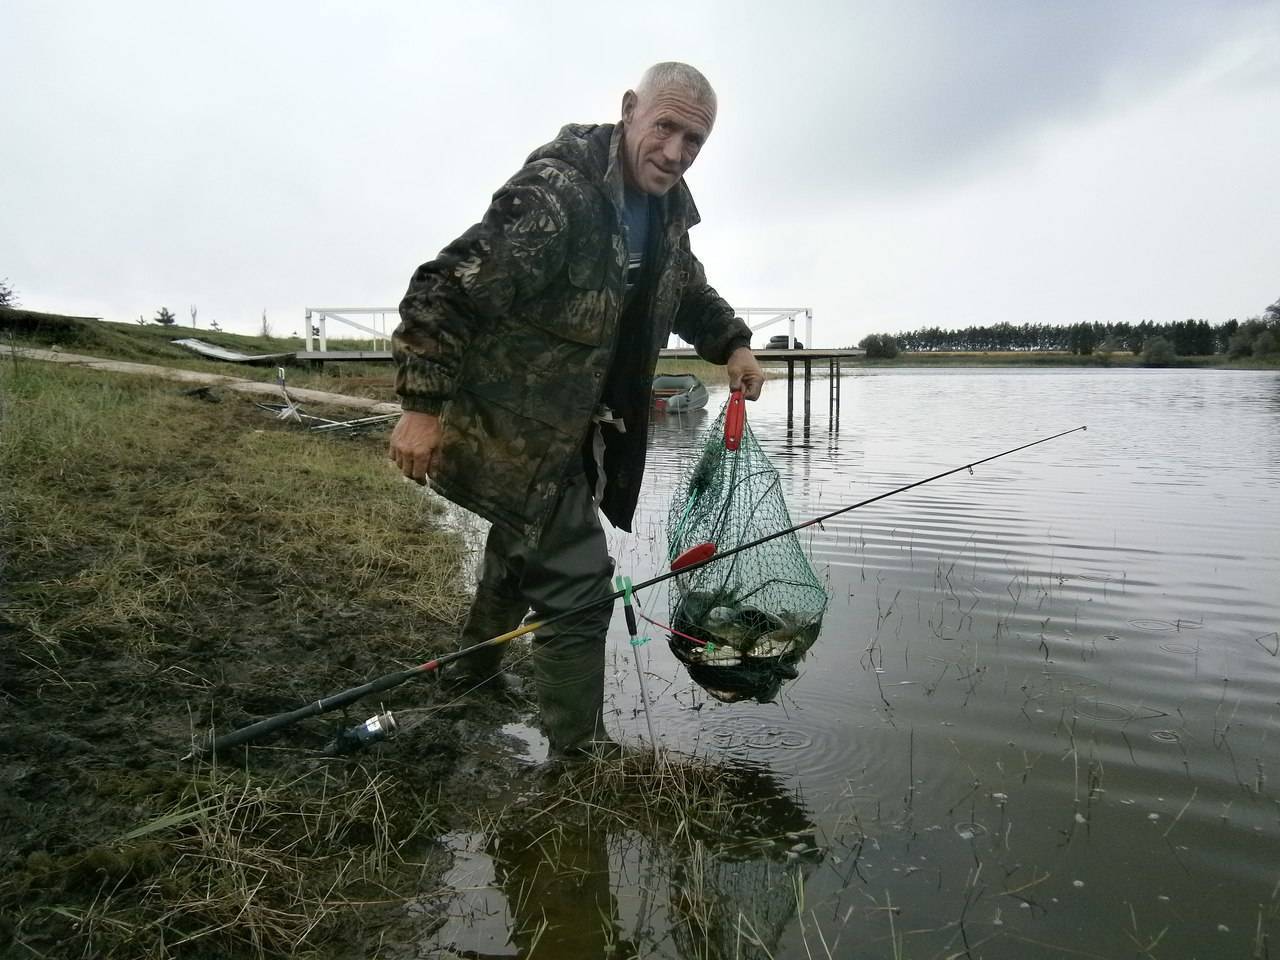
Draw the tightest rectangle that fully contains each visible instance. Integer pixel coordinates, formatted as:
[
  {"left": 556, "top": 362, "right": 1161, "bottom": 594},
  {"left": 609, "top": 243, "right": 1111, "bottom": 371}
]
[{"left": 0, "top": 371, "right": 541, "bottom": 957}]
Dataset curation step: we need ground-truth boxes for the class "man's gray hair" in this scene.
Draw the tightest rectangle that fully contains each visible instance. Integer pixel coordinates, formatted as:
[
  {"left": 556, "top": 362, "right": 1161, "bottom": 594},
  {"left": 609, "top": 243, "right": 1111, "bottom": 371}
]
[{"left": 635, "top": 62, "right": 717, "bottom": 113}]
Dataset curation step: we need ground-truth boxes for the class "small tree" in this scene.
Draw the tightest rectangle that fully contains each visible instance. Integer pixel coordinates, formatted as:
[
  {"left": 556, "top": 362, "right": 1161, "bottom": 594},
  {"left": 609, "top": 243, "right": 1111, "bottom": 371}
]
[
  {"left": 155, "top": 307, "right": 177, "bottom": 326},
  {"left": 0, "top": 277, "right": 17, "bottom": 308},
  {"left": 1253, "top": 329, "right": 1277, "bottom": 358},
  {"left": 1227, "top": 329, "right": 1254, "bottom": 358},
  {"left": 1141, "top": 336, "right": 1176, "bottom": 367},
  {"left": 189, "top": 304, "right": 198, "bottom": 328},
  {"left": 260, "top": 309, "right": 272, "bottom": 338},
  {"left": 858, "top": 333, "right": 900, "bottom": 359}
]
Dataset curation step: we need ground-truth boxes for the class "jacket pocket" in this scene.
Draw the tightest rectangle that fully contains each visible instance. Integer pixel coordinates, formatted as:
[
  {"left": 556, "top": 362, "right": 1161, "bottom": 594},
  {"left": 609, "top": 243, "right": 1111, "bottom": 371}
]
[
  {"left": 523, "top": 264, "right": 619, "bottom": 347},
  {"left": 431, "top": 391, "right": 568, "bottom": 537}
]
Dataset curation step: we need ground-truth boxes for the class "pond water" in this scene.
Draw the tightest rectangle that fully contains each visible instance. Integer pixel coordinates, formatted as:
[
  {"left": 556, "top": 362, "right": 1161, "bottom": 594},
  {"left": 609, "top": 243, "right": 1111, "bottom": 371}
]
[{"left": 432, "top": 368, "right": 1280, "bottom": 959}]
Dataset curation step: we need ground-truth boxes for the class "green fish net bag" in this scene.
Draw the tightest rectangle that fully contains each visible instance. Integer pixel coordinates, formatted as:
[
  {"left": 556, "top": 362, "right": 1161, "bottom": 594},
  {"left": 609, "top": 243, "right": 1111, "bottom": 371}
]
[{"left": 666, "top": 391, "right": 828, "bottom": 703}]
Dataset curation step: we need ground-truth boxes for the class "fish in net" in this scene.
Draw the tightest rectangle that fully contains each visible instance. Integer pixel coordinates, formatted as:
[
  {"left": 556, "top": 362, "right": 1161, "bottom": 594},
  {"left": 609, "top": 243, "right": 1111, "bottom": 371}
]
[{"left": 667, "top": 391, "right": 828, "bottom": 703}]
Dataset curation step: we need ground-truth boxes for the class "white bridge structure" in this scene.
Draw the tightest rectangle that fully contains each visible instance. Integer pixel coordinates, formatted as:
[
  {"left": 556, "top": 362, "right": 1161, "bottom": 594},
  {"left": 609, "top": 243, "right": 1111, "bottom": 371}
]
[{"left": 302, "top": 305, "right": 814, "bottom": 354}]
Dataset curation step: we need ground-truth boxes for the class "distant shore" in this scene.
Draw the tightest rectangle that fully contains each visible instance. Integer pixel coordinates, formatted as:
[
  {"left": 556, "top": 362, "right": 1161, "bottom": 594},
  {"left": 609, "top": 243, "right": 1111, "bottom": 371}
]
[
  {"left": 4, "top": 309, "right": 1277, "bottom": 385},
  {"left": 657, "top": 350, "right": 1278, "bottom": 381}
]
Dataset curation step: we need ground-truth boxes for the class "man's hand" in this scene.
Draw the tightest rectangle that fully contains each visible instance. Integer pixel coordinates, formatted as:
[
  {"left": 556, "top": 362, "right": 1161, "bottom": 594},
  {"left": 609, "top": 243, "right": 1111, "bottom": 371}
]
[
  {"left": 389, "top": 410, "right": 443, "bottom": 485},
  {"left": 727, "top": 346, "right": 765, "bottom": 400}
]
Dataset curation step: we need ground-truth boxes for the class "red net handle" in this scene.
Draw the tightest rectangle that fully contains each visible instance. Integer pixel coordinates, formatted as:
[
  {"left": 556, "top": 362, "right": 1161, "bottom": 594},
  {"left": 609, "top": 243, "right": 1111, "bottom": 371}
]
[{"left": 724, "top": 388, "right": 746, "bottom": 450}]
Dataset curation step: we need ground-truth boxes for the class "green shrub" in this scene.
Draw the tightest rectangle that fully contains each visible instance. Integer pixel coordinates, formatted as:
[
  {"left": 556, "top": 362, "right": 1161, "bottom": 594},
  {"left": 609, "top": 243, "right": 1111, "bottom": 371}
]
[
  {"left": 858, "top": 333, "right": 900, "bottom": 359},
  {"left": 1227, "top": 330, "right": 1254, "bottom": 358},
  {"left": 1141, "top": 336, "right": 1176, "bottom": 366}
]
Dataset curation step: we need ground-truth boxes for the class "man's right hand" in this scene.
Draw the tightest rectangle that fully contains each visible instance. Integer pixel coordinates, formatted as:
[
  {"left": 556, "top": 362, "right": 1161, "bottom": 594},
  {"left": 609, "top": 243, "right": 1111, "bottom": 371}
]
[{"left": 389, "top": 410, "right": 443, "bottom": 485}]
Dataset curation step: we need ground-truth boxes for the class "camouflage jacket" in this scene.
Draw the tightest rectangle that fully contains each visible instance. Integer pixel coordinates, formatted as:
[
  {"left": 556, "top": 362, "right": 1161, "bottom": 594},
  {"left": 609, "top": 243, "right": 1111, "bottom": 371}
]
[{"left": 393, "top": 122, "right": 751, "bottom": 541}]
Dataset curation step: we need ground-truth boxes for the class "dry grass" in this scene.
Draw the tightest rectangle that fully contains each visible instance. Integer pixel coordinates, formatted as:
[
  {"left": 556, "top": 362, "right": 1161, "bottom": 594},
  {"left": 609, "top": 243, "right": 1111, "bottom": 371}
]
[
  {"left": 5, "top": 764, "right": 443, "bottom": 959},
  {"left": 1, "top": 352, "right": 471, "bottom": 656}
]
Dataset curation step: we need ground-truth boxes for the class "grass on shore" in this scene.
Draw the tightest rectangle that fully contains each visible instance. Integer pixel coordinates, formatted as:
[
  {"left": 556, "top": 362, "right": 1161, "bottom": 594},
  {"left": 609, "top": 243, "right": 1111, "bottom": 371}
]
[
  {"left": 0, "top": 352, "right": 475, "bottom": 957},
  {"left": 1, "top": 354, "right": 470, "bottom": 654}
]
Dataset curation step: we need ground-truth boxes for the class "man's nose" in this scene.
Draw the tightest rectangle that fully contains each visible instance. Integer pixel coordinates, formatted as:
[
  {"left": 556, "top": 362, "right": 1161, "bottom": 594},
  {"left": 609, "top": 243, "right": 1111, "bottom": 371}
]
[{"left": 662, "top": 136, "right": 683, "bottom": 165}]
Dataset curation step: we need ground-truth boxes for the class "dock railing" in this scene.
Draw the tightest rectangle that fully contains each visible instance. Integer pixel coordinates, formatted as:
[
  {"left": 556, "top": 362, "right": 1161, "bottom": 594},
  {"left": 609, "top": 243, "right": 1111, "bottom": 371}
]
[
  {"left": 682, "top": 306, "right": 813, "bottom": 350},
  {"left": 303, "top": 307, "right": 397, "bottom": 354}
]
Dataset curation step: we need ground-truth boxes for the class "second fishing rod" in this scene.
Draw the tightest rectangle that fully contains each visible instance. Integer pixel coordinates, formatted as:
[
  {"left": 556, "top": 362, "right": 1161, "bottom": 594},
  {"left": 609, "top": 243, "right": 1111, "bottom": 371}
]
[{"left": 187, "top": 422, "right": 1086, "bottom": 758}]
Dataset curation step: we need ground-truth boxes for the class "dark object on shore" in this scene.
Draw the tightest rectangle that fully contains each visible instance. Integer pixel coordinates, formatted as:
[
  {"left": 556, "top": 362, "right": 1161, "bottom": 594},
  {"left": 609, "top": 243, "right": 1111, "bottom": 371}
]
[{"left": 767, "top": 334, "right": 803, "bottom": 349}]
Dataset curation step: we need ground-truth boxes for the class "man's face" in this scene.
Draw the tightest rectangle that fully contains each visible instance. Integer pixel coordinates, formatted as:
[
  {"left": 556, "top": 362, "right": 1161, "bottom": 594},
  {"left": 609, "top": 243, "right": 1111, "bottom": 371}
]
[{"left": 620, "top": 87, "right": 715, "bottom": 196}]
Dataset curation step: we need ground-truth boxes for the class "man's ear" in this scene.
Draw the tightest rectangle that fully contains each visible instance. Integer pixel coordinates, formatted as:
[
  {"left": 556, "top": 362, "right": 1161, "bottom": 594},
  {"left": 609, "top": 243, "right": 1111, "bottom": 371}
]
[{"left": 620, "top": 89, "right": 637, "bottom": 124}]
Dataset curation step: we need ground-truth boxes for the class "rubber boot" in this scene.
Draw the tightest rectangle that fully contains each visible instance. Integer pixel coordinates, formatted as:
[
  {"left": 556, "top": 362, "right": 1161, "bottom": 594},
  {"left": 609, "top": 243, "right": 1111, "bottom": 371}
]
[
  {"left": 532, "top": 630, "right": 614, "bottom": 759},
  {"left": 445, "top": 584, "right": 529, "bottom": 693}
]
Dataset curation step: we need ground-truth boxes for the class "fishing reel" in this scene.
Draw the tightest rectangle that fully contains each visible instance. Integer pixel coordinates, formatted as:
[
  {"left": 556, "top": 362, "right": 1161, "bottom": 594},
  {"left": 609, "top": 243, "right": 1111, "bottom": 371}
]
[{"left": 325, "top": 710, "right": 398, "bottom": 756}]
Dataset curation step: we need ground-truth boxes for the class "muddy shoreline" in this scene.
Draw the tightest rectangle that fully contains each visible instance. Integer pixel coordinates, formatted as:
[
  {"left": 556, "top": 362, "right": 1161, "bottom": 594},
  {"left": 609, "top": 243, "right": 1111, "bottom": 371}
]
[{"left": 0, "top": 360, "right": 546, "bottom": 956}]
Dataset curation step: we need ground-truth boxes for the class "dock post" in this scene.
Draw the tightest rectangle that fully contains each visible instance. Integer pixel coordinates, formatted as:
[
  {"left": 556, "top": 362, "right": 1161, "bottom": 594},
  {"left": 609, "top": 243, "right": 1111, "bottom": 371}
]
[
  {"left": 786, "top": 359, "right": 795, "bottom": 426},
  {"left": 834, "top": 358, "right": 841, "bottom": 427},
  {"left": 803, "top": 359, "right": 812, "bottom": 435},
  {"left": 828, "top": 359, "right": 835, "bottom": 431}
]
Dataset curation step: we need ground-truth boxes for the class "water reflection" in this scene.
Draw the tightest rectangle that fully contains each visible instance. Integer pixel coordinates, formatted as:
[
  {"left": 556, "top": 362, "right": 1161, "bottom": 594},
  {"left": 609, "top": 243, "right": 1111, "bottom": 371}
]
[{"left": 429, "top": 758, "right": 821, "bottom": 959}]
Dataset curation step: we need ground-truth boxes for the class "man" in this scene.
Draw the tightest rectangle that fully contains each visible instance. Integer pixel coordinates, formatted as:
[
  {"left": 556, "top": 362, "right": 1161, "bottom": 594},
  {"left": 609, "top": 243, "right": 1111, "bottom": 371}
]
[{"left": 389, "top": 62, "right": 764, "bottom": 759}]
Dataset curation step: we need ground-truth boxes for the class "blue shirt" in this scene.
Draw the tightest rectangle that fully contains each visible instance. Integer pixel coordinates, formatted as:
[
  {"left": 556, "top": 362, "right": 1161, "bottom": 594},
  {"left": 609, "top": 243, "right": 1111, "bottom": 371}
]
[{"left": 622, "top": 187, "right": 649, "bottom": 291}]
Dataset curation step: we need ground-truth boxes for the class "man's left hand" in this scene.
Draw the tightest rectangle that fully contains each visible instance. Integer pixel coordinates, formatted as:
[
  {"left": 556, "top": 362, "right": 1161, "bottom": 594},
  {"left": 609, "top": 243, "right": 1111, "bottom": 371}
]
[{"left": 727, "top": 346, "right": 765, "bottom": 400}]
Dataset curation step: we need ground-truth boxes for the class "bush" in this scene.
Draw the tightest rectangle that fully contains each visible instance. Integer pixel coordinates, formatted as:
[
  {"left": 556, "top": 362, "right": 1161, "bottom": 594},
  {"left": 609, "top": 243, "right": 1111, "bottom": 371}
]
[
  {"left": 858, "top": 333, "right": 899, "bottom": 359},
  {"left": 0, "top": 277, "right": 17, "bottom": 308},
  {"left": 1227, "top": 330, "right": 1254, "bottom": 358},
  {"left": 1141, "top": 336, "right": 1176, "bottom": 366},
  {"left": 0, "top": 307, "right": 91, "bottom": 344},
  {"left": 155, "top": 307, "right": 177, "bottom": 326},
  {"left": 1253, "top": 330, "right": 1277, "bottom": 358}
]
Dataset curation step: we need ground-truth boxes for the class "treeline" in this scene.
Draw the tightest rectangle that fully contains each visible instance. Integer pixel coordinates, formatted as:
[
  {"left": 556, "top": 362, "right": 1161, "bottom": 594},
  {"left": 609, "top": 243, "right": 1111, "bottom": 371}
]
[
  {"left": 856, "top": 299, "right": 1280, "bottom": 359},
  {"left": 892, "top": 318, "right": 1269, "bottom": 355}
]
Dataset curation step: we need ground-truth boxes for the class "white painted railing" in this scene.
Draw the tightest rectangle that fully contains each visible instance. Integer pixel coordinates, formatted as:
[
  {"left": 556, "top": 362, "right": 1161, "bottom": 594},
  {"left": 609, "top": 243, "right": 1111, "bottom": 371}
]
[
  {"left": 303, "top": 307, "right": 397, "bottom": 353},
  {"left": 670, "top": 306, "right": 813, "bottom": 349}
]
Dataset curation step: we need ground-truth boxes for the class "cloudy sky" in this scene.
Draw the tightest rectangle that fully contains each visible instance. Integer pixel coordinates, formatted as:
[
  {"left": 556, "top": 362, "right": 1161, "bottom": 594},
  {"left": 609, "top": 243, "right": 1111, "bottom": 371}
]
[{"left": 3, "top": 0, "right": 1277, "bottom": 346}]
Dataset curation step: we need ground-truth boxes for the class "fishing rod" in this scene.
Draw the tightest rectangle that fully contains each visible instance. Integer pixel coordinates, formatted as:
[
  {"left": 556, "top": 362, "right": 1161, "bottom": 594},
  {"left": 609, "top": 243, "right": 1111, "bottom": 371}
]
[{"left": 183, "top": 424, "right": 1086, "bottom": 759}]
